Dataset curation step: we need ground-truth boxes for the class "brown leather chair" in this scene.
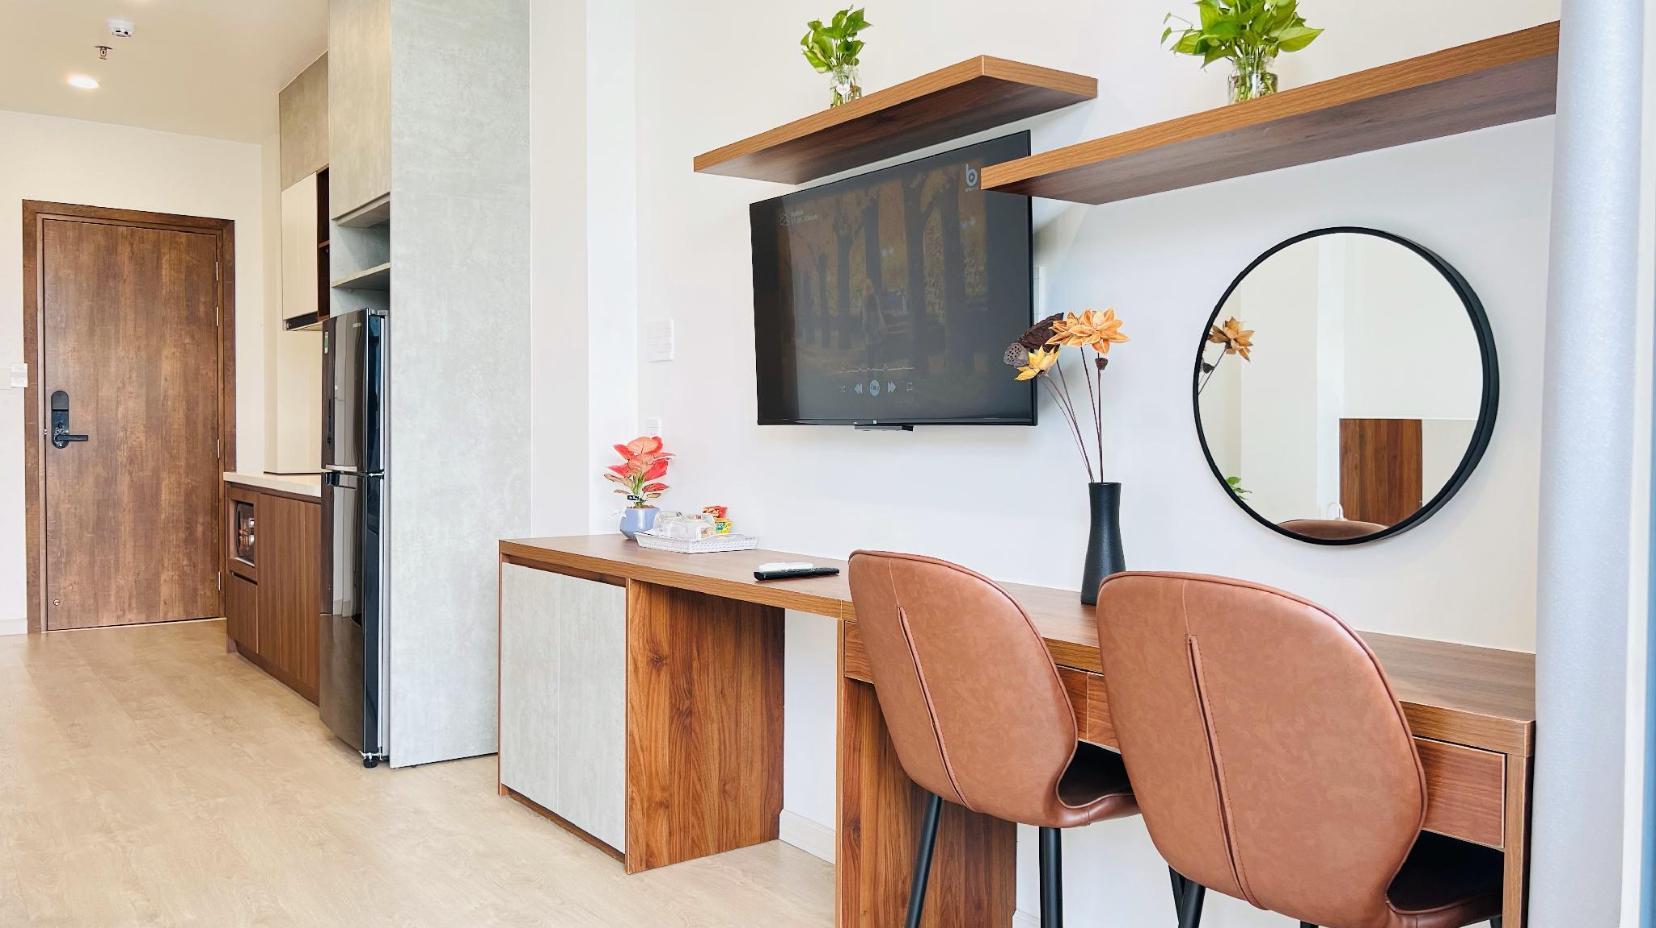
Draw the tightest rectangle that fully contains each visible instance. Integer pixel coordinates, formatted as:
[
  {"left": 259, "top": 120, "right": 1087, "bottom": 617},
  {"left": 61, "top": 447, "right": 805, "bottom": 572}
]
[
  {"left": 847, "top": 551, "right": 1139, "bottom": 927},
  {"left": 1095, "top": 572, "right": 1504, "bottom": 928},
  {"left": 1279, "top": 518, "right": 1390, "bottom": 541}
]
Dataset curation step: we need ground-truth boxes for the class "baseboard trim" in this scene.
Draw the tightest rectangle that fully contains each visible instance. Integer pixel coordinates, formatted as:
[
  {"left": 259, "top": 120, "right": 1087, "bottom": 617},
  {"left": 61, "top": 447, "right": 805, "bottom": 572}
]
[
  {"left": 778, "top": 810, "right": 835, "bottom": 863},
  {"left": 0, "top": 618, "right": 26, "bottom": 637},
  {"left": 1013, "top": 910, "right": 1039, "bottom": 928}
]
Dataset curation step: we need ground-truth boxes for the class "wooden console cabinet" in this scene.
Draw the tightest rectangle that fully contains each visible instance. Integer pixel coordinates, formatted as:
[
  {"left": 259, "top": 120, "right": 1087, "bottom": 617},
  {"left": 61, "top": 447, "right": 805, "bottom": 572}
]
[
  {"left": 498, "top": 535, "right": 1536, "bottom": 928},
  {"left": 224, "top": 480, "right": 322, "bottom": 703},
  {"left": 498, "top": 564, "right": 628, "bottom": 855}
]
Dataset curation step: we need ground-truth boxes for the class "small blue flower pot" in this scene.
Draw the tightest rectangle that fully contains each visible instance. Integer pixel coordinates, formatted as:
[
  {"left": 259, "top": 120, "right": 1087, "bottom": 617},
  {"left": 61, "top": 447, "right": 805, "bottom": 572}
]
[{"left": 620, "top": 507, "right": 659, "bottom": 540}]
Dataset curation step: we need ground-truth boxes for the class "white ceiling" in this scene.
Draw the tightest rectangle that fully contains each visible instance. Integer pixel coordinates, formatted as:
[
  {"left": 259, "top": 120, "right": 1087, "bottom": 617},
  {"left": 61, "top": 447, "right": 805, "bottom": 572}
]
[{"left": 0, "top": 0, "right": 327, "bottom": 143}]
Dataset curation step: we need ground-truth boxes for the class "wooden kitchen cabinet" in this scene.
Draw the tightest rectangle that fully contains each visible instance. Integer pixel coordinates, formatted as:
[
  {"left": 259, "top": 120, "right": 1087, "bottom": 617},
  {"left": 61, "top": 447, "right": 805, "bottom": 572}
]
[
  {"left": 224, "top": 480, "right": 322, "bottom": 703},
  {"left": 226, "top": 574, "right": 259, "bottom": 655}
]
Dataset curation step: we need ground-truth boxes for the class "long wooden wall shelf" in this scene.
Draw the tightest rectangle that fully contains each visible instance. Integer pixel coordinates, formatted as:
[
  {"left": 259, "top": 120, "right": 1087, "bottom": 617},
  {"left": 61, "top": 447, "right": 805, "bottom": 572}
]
[
  {"left": 693, "top": 56, "right": 1097, "bottom": 185},
  {"left": 982, "top": 22, "right": 1559, "bottom": 205}
]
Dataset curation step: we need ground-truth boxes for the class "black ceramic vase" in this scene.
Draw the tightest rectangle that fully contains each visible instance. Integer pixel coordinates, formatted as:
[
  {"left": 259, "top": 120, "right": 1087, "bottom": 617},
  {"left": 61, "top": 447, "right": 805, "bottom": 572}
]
[{"left": 1080, "top": 482, "right": 1126, "bottom": 606}]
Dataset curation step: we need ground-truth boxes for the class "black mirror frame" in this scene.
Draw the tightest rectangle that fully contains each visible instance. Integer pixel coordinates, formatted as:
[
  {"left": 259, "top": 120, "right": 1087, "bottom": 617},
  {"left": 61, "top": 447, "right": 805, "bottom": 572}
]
[{"left": 1191, "top": 226, "right": 1500, "bottom": 546}]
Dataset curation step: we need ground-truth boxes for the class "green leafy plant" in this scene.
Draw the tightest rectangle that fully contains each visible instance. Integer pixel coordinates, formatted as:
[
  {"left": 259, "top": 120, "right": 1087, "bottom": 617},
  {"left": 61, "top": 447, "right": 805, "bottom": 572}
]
[
  {"left": 1163, "top": 0, "right": 1321, "bottom": 100},
  {"left": 802, "top": 7, "right": 871, "bottom": 105},
  {"left": 801, "top": 7, "right": 870, "bottom": 73}
]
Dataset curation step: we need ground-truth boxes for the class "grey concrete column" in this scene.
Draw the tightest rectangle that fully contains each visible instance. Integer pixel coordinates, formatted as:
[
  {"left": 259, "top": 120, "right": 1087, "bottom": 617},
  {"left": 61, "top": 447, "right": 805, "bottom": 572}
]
[{"left": 1531, "top": 2, "right": 1645, "bottom": 924}]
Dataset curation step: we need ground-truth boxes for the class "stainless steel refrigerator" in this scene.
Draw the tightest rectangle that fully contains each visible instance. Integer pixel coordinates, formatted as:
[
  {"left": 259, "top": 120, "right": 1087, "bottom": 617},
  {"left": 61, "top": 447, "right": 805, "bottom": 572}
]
[{"left": 320, "top": 308, "right": 387, "bottom": 767}]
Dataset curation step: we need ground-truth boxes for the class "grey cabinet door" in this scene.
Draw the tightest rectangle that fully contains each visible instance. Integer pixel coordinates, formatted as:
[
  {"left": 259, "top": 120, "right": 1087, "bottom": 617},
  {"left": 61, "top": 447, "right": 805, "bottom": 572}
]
[
  {"left": 499, "top": 565, "right": 627, "bottom": 852},
  {"left": 328, "top": 0, "right": 390, "bottom": 218}
]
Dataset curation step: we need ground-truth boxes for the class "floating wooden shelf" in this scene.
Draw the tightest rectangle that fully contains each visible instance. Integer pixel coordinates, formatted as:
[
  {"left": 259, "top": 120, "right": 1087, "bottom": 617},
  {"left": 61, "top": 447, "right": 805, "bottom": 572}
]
[
  {"left": 331, "top": 261, "right": 390, "bottom": 291},
  {"left": 981, "top": 22, "right": 1558, "bottom": 205},
  {"left": 693, "top": 56, "right": 1097, "bottom": 185}
]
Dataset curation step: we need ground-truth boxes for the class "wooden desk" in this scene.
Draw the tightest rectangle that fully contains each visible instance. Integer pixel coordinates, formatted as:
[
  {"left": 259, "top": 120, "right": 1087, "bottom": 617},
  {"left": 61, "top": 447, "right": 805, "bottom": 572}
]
[{"left": 499, "top": 536, "right": 1535, "bottom": 927}]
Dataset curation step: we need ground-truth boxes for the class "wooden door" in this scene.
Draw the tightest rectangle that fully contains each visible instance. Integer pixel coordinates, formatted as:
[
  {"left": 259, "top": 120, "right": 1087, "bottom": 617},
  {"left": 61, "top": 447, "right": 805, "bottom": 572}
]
[
  {"left": 31, "top": 207, "right": 228, "bottom": 630},
  {"left": 1340, "top": 418, "right": 1424, "bottom": 525}
]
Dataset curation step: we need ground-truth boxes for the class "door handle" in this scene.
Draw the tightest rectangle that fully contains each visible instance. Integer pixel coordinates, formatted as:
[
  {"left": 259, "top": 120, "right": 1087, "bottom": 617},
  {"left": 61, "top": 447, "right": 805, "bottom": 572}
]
[{"left": 49, "top": 390, "right": 89, "bottom": 449}]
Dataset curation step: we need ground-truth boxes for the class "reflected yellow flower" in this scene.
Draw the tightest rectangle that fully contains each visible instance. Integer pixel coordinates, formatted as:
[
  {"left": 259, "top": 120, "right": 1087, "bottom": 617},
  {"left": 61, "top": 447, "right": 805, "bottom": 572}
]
[{"left": 1208, "top": 317, "right": 1255, "bottom": 360}]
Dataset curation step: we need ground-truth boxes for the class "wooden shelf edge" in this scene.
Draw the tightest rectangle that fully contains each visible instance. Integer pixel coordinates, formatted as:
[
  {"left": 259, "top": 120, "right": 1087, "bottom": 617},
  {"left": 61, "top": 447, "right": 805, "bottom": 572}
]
[
  {"left": 334, "top": 193, "right": 391, "bottom": 229},
  {"left": 693, "top": 55, "right": 1096, "bottom": 184},
  {"left": 983, "top": 21, "right": 1559, "bottom": 204},
  {"left": 282, "top": 310, "right": 326, "bottom": 331},
  {"left": 330, "top": 261, "right": 390, "bottom": 291}
]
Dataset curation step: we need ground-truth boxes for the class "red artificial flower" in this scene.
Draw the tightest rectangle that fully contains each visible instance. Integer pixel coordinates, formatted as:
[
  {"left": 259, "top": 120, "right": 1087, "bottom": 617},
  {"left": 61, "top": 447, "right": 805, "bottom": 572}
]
[{"left": 604, "top": 436, "right": 673, "bottom": 509}]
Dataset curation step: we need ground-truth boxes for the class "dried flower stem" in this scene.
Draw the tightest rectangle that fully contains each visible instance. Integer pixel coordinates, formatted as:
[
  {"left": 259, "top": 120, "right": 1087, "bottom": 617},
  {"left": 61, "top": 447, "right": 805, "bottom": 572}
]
[
  {"left": 1040, "top": 376, "right": 1093, "bottom": 482},
  {"left": 1051, "top": 356, "right": 1097, "bottom": 481},
  {"left": 1079, "top": 348, "right": 1104, "bottom": 472},
  {"left": 1197, "top": 347, "right": 1228, "bottom": 395}
]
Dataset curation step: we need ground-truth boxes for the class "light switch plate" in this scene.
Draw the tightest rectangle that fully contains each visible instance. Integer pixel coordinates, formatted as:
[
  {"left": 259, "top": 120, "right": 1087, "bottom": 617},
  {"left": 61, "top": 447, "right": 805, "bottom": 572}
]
[
  {"left": 8, "top": 363, "right": 27, "bottom": 389},
  {"left": 646, "top": 319, "right": 675, "bottom": 362},
  {"left": 642, "top": 416, "right": 663, "bottom": 436}
]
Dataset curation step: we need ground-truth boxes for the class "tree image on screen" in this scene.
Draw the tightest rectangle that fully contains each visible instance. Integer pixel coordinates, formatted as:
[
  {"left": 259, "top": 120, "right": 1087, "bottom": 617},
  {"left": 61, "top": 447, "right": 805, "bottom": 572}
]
[{"left": 755, "top": 133, "right": 1033, "bottom": 420}]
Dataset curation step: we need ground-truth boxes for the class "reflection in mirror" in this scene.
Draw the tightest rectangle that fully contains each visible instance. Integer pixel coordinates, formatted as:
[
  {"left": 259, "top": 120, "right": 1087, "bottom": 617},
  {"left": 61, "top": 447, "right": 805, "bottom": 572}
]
[{"left": 1195, "top": 228, "right": 1497, "bottom": 544}]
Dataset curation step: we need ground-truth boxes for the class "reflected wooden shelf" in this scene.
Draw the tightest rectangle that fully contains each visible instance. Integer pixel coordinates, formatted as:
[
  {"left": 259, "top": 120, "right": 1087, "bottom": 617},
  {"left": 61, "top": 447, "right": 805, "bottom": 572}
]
[
  {"left": 693, "top": 56, "right": 1096, "bottom": 185},
  {"left": 981, "top": 22, "right": 1558, "bottom": 205}
]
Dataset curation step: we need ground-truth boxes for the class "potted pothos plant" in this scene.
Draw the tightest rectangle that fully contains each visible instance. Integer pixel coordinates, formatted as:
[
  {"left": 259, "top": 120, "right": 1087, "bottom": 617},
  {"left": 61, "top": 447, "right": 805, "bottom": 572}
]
[
  {"left": 802, "top": 7, "right": 872, "bottom": 107},
  {"left": 1163, "top": 0, "right": 1322, "bottom": 102},
  {"left": 606, "top": 436, "right": 673, "bottom": 539}
]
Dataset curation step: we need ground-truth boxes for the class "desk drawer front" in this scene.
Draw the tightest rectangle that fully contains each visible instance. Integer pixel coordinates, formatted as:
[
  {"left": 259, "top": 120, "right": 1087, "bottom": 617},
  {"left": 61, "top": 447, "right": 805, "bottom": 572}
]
[
  {"left": 1416, "top": 739, "right": 1505, "bottom": 849},
  {"left": 842, "top": 624, "right": 1505, "bottom": 849}
]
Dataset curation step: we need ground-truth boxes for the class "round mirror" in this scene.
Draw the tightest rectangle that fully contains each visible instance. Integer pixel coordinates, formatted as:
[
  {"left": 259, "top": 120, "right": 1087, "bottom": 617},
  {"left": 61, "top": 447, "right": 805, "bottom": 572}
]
[{"left": 1193, "top": 228, "right": 1498, "bottom": 545}]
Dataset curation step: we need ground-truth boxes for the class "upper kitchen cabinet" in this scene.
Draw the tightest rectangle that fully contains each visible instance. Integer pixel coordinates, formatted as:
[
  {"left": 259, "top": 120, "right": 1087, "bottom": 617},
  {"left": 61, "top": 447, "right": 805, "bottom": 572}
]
[
  {"left": 280, "top": 55, "right": 330, "bottom": 331},
  {"left": 329, "top": 0, "right": 391, "bottom": 224},
  {"left": 279, "top": 54, "right": 329, "bottom": 189}
]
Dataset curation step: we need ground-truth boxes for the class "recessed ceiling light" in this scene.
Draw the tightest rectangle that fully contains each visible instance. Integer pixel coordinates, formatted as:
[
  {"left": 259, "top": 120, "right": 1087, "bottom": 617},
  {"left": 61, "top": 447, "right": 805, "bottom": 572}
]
[{"left": 67, "top": 74, "right": 99, "bottom": 90}]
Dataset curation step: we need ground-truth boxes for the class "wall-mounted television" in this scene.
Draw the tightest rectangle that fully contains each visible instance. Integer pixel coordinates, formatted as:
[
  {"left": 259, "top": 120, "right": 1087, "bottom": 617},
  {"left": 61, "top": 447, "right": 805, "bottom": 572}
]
[{"left": 751, "top": 133, "right": 1034, "bottom": 427}]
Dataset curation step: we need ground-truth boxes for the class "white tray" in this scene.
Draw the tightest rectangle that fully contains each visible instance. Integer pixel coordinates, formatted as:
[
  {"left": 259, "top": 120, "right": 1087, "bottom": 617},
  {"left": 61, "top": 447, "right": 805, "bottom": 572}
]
[{"left": 634, "top": 532, "right": 758, "bottom": 554}]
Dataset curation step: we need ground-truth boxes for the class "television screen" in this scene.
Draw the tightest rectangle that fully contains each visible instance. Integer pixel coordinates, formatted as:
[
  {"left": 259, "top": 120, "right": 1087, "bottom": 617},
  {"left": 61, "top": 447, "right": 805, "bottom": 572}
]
[{"left": 751, "top": 133, "right": 1034, "bottom": 426}]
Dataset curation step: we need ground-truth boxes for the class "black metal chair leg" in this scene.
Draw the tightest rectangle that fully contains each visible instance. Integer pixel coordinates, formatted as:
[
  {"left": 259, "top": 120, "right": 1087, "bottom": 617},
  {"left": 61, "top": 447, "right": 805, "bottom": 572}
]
[
  {"left": 904, "top": 793, "right": 943, "bottom": 928},
  {"left": 1039, "top": 826, "right": 1062, "bottom": 927},
  {"left": 1169, "top": 868, "right": 1187, "bottom": 917},
  {"left": 1300, "top": 923, "right": 1317, "bottom": 928},
  {"left": 1176, "top": 876, "right": 1206, "bottom": 928}
]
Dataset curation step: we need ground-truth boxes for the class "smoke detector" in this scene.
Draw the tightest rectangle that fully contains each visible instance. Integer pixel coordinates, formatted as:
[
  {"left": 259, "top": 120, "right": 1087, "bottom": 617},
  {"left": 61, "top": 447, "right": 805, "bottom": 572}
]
[{"left": 107, "top": 18, "right": 134, "bottom": 39}]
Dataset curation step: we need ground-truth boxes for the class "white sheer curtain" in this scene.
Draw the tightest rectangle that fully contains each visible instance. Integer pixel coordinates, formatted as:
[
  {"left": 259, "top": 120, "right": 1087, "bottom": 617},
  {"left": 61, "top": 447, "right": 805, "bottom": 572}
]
[{"left": 1532, "top": 1, "right": 1648, "bottom": 924}]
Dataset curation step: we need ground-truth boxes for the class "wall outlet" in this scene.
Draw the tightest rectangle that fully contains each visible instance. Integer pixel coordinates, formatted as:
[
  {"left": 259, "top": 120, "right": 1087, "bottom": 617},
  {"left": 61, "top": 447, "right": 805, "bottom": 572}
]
[
  {"left": 642, "top": 416, "right": 663, "bottom": 436},
  {"left": 645, "top": 319, "right": 675, "bottom": 362},
  {"left": 8, "top": 363, "right": 27, "bottom": 389}
]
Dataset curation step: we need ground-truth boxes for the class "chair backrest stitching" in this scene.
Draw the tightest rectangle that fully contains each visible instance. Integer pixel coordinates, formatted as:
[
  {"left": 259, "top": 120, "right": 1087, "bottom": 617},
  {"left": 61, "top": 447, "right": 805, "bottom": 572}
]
[
  {"left": 885, "top": 561, "right": 971, "bottom": 810},
  {"left": 1186, "top": 634, "right": 1260, "bottom": 908}
]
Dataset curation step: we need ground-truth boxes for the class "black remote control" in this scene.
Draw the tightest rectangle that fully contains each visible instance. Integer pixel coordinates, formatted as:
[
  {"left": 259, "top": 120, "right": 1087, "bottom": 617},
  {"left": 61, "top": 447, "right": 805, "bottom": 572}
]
[{"left": 753, "top": 566, "right": 841, "bottom": 582}]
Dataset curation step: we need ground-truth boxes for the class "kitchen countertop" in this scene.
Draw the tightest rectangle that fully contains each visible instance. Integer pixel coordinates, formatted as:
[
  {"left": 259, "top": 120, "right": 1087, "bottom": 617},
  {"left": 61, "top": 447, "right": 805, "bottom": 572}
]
[{"left": 223, "top": 472, "right": 323, "bottom": 499}]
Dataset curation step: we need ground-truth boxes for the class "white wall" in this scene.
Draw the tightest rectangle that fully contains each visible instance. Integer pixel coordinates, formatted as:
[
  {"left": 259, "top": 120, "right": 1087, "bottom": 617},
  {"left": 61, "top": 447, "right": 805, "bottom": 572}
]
[
  {"left": 534, "top": 1, "right": 1558, "bottom": 923},
  {"left": 0, "top": 109, "right": 269, "bottom": 633}
]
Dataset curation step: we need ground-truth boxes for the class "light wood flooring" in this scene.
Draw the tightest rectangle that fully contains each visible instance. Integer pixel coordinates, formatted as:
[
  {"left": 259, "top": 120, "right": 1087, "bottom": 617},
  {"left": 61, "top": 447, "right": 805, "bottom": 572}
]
[{"left": 0, "top": 619, "right": 833, "bottom": 926}]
